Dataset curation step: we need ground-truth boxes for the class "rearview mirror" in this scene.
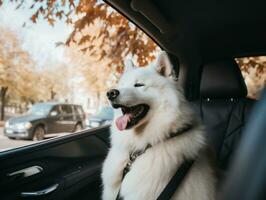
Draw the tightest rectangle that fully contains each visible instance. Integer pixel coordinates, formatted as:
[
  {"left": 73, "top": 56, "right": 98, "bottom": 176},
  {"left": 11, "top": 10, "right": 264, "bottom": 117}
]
[{"left": 50, "top": 111, "right": 58, "bottom": 117}]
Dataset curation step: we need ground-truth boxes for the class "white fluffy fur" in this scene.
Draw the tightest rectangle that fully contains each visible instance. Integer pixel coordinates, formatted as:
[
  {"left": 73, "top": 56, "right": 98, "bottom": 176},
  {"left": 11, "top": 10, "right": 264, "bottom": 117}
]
[{"left": 102, "top": 51, "right": 216, "bottom": 200}]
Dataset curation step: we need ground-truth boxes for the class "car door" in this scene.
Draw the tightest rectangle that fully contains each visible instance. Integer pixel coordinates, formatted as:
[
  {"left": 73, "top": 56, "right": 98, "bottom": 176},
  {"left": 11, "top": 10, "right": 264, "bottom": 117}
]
[
  {"left": 46, "top": 105, "right": 64, "bottom": 134},
  {"left": 73, "top": 105, "right": 85, "bottom": 127},
  {"left": 60, "top": 105, "right": 76, "bottom": 132},
  {"left": 0, "top": 126, "right": 110, "bottom": 200}
]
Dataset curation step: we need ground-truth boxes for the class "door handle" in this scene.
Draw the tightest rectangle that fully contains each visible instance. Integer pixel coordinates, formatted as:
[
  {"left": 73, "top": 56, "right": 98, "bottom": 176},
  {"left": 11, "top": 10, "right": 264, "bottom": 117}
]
[
  {"left": 7, "top": 165, "right": 43, "bottom": 180},
  {"left": 21, "top": 183, "right": 59, "bottom": 197}
]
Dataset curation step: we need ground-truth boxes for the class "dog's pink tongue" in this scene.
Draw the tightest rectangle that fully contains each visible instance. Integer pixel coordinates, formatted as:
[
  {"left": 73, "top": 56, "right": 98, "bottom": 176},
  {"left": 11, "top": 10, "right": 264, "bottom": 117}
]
[{"left": 116, "top": 114, "right": 130, "bottom": 131}]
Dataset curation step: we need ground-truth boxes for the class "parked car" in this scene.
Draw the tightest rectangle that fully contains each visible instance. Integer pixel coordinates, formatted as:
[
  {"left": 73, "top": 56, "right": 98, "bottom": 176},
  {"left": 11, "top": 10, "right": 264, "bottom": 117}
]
[
  {"left": 86, "top": 106, "right": 114, "bottom": 128},
  {"left": 4, "top": 102, "right": 85, "bottom": 140}
]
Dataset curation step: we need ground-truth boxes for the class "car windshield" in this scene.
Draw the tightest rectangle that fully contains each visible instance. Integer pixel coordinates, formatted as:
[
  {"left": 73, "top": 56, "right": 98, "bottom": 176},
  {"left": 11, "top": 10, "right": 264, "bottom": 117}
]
[
  {"left": 96, "top": 107, "right": 114, "bottom": 119},
  {"left": 28, "top": 104, "right": 53, "bottom": 116}
]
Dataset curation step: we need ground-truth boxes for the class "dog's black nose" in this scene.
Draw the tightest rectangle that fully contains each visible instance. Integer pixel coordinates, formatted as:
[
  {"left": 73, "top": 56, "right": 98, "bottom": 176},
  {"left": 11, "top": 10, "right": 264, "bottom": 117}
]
[{"left": 107, "top": 89, "right": 120, "bottom": 101}]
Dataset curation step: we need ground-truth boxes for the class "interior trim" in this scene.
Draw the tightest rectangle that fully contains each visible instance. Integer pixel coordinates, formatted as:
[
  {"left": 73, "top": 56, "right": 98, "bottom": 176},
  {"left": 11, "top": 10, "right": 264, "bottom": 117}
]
[{"left": 0, "top": 126, "right": 110, "bottom": 160}]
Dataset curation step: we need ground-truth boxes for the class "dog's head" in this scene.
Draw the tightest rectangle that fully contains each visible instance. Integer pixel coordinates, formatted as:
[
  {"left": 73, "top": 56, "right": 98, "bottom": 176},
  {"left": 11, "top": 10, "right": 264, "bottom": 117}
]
[{"left": 107, "top": 51, "right": 181, "bottom": 132}]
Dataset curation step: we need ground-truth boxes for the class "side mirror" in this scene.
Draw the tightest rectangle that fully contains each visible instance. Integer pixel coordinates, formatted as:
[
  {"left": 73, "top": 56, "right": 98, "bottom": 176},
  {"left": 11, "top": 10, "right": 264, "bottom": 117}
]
[{"left": 50, "top": 111, "right": 58, "bottom": 117}]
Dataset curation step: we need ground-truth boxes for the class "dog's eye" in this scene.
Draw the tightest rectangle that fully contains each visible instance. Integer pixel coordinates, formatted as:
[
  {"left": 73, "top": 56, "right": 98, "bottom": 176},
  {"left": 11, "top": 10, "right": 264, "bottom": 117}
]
[{"left": 134, "top": 83, "right": 145, "bottom": 87}]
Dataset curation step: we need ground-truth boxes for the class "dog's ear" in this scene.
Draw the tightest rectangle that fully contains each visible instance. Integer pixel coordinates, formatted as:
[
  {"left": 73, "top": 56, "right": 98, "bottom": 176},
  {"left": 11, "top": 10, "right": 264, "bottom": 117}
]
[
  {"left": 155, "top": 51, "right": 174, "bottom": 77},
  {"left": 124, "top": 59, "right": 135, "bottom": 72}
]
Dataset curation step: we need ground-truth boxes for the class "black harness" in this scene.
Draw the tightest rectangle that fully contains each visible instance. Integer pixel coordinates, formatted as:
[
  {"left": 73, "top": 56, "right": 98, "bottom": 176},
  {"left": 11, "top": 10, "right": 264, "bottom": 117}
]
[{"left": 116, "top": 124, "right": 195, "bottom": 200}]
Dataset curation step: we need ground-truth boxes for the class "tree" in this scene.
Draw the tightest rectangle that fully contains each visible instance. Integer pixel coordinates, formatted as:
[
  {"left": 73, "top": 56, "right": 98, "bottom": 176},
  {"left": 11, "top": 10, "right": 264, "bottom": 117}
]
[
  {"left": 0, "top": 28, "right": 17, "bottom": 119},
  {"left": 6, "top": 0, "right": 158, "bottom": 70},
  {"left": 236, "top": 57, "right": 266, "bottom": 98},
  {"left": 0, "top": 27, "right": 26, "bottom": 119},
  {"left": 2, "top": 0, "right": 158, "bottom": 111},
  {"left": 65, "top": 45, "right": 116, "bottom": 109},
  {"left": 0, "top": 87, "right": 8, "bottom": 120},
  {"left": 0, "top": 26, "right": 40, "bottom": 119},
  {"left": 38, "top": 62, "right": 71, "bottom": 101}
]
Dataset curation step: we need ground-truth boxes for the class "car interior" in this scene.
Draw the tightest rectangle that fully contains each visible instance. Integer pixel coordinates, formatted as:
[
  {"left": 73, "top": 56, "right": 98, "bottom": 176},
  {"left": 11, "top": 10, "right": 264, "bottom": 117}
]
[
  {"left": 0, "top": 0, "right": 265, "bottom": 199},
  {"left": 219, "top": 89, "right": 266, "bottom": 200},
  {"left": 192, "top": 59, "right": 255, "bottom": 174}
]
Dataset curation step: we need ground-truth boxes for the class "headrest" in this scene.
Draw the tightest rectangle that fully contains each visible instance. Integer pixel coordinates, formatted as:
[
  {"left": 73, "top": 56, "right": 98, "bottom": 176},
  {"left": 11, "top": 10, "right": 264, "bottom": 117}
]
[{"left": 200, "top": 59, "right": 247, "bottom": 98}]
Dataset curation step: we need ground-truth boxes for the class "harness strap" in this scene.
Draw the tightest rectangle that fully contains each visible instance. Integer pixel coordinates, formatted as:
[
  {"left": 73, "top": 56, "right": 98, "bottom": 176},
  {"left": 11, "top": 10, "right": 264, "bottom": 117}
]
[
  {"left": 156, "top": 160, "right": 194, "bottom": 200},
  {"left": 122, "top": 124, "right": 194, "bottom": 180},
  {"left": 116, "top": 123, "right": 195, "bottom": 200},
  {"left": 116, "top": 160, "right": 194, "bottom": 200}
]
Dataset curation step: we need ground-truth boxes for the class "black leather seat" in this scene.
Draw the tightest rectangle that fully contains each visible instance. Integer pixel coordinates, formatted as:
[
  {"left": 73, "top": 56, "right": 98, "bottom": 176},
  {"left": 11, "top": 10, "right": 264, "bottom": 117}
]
[
  {"left": 192, "top": 59, "right": 256, "bottom": 171},
  {"left": 219, "top": 88, "right": 266, "bottom": 200}
]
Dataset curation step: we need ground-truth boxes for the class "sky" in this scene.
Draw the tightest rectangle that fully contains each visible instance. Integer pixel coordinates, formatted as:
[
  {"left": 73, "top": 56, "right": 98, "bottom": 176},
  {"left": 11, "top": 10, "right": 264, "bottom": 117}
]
[{"left": 0, "top": 2, "right": 73, "bottom": 68}]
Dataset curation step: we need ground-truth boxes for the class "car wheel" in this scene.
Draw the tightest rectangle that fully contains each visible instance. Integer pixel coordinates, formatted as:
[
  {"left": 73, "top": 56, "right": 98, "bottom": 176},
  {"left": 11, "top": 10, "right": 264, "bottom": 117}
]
[
  {"left": 8, "top": 137, "right": 16, "bottom": 140},
  {"left": 74, "top": 123, "right": 83, "bottom": 132},
  {"left": 33, "top": 126, "right": 45, "bottom": 141}
]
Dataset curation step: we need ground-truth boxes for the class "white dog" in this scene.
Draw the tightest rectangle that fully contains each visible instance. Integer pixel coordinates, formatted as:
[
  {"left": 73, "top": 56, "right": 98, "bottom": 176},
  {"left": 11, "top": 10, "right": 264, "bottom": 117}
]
[{"left": 102, "top": 51, "right": 216, "bottom": 200}]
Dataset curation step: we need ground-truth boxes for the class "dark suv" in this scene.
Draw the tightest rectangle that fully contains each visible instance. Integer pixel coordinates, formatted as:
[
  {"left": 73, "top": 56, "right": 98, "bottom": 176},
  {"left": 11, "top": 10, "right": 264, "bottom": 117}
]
[{"left": 4, "top": 102, "right": 85, "bottom": 140}]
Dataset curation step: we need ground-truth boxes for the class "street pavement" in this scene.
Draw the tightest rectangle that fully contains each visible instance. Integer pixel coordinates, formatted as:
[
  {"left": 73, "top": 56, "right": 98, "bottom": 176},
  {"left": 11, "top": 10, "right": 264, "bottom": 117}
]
[
  {"left": 0, "top": 127, "right": 36, "bottom": 152},
  {"left": 0, "top": 127, "right": 73, "bottom": 152}
]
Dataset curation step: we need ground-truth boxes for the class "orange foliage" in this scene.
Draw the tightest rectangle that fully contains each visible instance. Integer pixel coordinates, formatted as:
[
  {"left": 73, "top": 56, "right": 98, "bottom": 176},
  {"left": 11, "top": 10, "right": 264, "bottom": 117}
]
[
  {"left": 236, "top": 57, "right": 266, "bottom": 99},
  {"left": 10, "top": 0, "right": 158, "bottom": 70}
]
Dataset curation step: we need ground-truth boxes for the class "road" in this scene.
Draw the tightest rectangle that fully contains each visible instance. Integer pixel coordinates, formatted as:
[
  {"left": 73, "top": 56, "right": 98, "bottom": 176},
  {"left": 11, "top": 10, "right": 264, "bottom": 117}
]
[
  {"left": 0, "top": 127, "right": 36, "bottom": 152},
  {"left": 0, "top": 127, "right": 73, "bottom": 152}
]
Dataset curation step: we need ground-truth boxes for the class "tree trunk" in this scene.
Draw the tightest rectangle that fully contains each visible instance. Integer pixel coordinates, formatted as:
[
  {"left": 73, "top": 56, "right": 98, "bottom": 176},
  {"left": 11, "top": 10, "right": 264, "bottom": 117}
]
[
  {"left": 0, "top": 87, "right": 8, "bottom": 121},
  {"left": 96, "top": 91, "right": 101, "bottom": 111},
  {"left": 51, "top": 89, "right": 56, "bottom": 100}
]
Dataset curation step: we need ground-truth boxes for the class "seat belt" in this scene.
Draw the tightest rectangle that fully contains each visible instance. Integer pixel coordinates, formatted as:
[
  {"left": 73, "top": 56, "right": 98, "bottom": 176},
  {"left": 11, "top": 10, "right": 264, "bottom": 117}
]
[{"left": 156, "top": 160, "right": 194, "bottom": 200}]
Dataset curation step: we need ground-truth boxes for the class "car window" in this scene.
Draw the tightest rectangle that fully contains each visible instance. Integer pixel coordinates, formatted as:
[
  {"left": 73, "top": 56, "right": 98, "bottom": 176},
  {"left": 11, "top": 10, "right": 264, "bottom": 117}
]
[
  {"left": 28, "top": 104, "right": 53, "bottom": 116},
  {"left": 0, "top": 1, "right": 158, "bottom": 152},
  {"left": 50, "top": 105, "right": 60, "bottom": 115},
  {"left": 236, "top": 57, "right": 266, "bottom": 99},
  {"left": 0, "top": 1, "right": 264, "bottom": 153},
  {"left": 75, "top": 106, "right": 84, "bottom": 116},
  {"left": 61, "top": 105, "right": 73, "bottom": 115}
]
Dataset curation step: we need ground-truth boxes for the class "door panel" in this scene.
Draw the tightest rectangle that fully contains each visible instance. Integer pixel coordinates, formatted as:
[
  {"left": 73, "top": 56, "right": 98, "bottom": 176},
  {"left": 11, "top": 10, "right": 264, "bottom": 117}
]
[
  {"left": 0, "top": 126, "right": 110, "bottom": 200},
  {"left": 46, "top": 105, "right": 64, "bottom": 134},
  {"left": 61, "top": 105, "right": 76, "bottom": 132}
]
